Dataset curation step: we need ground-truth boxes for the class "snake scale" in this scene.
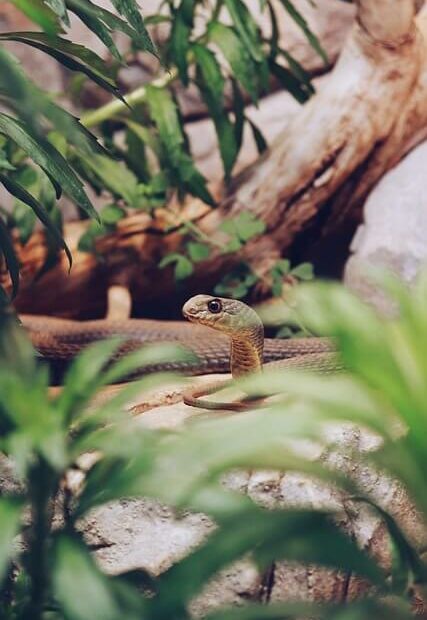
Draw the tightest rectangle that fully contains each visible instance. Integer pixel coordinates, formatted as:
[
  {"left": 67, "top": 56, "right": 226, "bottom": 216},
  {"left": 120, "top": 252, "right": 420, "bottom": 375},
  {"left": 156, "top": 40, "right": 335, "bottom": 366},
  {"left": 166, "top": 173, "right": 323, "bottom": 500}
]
[{"left": 22, "top": 294, "right": 337, "bottom": 410}]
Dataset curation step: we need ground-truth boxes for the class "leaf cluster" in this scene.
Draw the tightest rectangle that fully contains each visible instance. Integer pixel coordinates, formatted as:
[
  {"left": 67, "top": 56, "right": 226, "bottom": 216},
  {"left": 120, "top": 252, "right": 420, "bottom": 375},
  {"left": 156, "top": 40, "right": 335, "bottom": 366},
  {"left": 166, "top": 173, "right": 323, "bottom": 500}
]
[
  {"left": 0, "top": 0, "right": 326, "bottom": 290},
  {"left": 1, "top": 275, "right": 422, "bottom": 619}
]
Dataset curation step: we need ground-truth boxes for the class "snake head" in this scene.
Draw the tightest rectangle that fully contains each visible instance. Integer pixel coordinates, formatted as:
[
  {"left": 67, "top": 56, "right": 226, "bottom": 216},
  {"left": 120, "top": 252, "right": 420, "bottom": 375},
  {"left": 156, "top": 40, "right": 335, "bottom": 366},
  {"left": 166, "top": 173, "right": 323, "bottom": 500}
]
[{"left": 182, "top": 294, "right": 263, "bottom": 337}]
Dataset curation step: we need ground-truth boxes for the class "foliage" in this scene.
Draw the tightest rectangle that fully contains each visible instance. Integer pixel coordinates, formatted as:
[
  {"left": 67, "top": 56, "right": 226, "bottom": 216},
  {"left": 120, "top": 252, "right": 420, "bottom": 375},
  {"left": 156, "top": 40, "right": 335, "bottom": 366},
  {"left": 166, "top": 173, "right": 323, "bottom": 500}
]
[
  {"left": 242, "top": 272, "right": 427, "bottom": 609},
  {"left": 0, "top": 0, "right": 326, "bottom": 293},
  {"left": 0, "top": 276, "right": 419, "bottom": 619}
]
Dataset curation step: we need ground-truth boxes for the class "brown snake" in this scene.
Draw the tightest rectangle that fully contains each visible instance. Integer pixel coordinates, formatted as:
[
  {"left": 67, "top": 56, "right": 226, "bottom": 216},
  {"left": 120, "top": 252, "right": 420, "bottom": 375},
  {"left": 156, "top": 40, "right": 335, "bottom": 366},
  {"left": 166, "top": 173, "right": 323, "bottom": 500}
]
[{"left": 22, "top": 295, "right": 337, "bottom": 411}]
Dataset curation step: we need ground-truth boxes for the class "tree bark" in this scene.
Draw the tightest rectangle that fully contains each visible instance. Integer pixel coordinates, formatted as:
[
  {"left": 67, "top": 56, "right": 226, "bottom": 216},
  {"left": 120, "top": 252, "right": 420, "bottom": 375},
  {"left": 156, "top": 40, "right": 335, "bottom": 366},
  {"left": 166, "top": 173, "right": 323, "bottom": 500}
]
[{"left": 4, "top": 0, "right": 427, "bottom": 318}]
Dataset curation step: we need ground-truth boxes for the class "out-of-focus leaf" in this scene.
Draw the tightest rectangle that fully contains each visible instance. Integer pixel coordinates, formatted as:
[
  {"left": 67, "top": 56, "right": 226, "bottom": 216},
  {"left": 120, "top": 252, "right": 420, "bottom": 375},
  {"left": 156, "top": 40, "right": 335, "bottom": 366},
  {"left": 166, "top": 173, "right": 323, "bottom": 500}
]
[
  {"left": 169, "top": 2, "right": 193, "bottom": 85},
  {"left": 68, "top": 0, "right": 120, "bottom": 59},
  {"left": 100, "top": 204, "right": 126, "bottom": 225},
  {"left": 0, "top": 114, "right": 98, "bottom": 220},
  {"left": 220, "top": 211, "right": 266, "bottom": 246},
  {"left": 52, "top": 533, "right": 122, "bottom": 620},
  {"left": 187, "top": 241, "right": 210, "bottom": 262},
  {"left": 231, "top": 79, "right": 245, "bottom": 152},
  {"left": 269, "top": 59, "right": 310, "bottom": 103},
  {"left": 101, "top": 342, "right": 195, "bottom": 384},
  {"left": 0, "top": 47, "right": 106, "bottom": 160},
  {"left": 159, "top": 252, "right": 194, "bottom": 280},
  {"left": 279, "top": 0, "right": 328, "bottom": 65},
  {"left": 0, "top": 173, "right": 72, "bottom": 269},
  {"left": 145, "top": 85, "right": 214, "bottom": 205},
  {"left": 57, "top": 338, "right": 123, "bottom": 424},
  {"left": 354, "top": 497, "right": 427, "bottom": 593},
  {"left": 0, "top": 497, "right": 22, "bottom": 584},
  {"left": 0, "top": 32, "right": 122, "bottom": 100},
  {"left": 193, "top": 44, "right": 238, "bottom": 178},
  {"left": 9, "top": 0, "right": 60, "bottom": 34},
  {"left": 0, "top": 217, "right": 20, "bottom": 298},
  {"left": 78, "top": 154, "right": 140, "bottom": 207},
  {"left": 206, "top": 600, "right": 413, "bottom": 620},
  {"left": 247, "top": 118, "right": 268, "bottom": 153},
  {"left": 44, "top": 0, "right": 70, "bottom": 25},
  {"left": 280, "top": 47, "right": 315, "bottom": 95},
  {"left": 223, "top": 0, "right": 263, "bottom": 62},
  {"left": 290, "top": 261, "right": 314, "bottom": 280},
  {"left": 0, "top": 149, "right": 15, "bottom": 171},
  {"left": 67, "top": 0, "right": 156, "bottom": 58},
  {"left": 209, "top": 22, "right": 259, "bottom": 103},
  {"left": 109, "top": 0, "right": 157, "bottom": 57}
]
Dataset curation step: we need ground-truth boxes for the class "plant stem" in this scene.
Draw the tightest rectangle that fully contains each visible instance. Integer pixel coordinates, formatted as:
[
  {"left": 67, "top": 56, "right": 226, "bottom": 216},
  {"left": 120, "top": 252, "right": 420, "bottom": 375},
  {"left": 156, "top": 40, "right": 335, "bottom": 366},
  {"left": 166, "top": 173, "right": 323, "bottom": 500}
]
[
  {"left": 24, "top": 459, "right": 56, "bottom": 620},
  {"left": 81, "top": 70, "right": 177, "bottom": 128}
]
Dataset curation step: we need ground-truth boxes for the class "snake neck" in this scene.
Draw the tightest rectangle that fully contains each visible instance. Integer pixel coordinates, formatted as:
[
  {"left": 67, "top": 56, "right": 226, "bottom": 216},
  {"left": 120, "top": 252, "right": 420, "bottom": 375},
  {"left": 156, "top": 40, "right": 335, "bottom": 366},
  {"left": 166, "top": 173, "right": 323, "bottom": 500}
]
[{"left": 230, "top": 326, "right": 264, "bottom": 378}]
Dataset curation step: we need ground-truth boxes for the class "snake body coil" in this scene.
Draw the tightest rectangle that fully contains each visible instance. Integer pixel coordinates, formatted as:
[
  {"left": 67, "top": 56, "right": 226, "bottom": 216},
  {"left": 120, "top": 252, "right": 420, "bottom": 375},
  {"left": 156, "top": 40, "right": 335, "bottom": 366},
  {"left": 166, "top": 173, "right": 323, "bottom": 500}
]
[
  {"left": 22, "top": 310, "right": 333, "bottom": 375},
  {"left": 182, "top": 295, "right": 339, "bottom": 410}
]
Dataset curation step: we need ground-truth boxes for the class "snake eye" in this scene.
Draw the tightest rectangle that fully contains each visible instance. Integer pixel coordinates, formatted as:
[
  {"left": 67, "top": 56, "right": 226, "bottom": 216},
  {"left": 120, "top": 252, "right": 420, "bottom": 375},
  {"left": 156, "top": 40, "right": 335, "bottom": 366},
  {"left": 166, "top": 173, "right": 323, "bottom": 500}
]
[{"left": 207, "top": 299, "right": 222, "bottom": 314}]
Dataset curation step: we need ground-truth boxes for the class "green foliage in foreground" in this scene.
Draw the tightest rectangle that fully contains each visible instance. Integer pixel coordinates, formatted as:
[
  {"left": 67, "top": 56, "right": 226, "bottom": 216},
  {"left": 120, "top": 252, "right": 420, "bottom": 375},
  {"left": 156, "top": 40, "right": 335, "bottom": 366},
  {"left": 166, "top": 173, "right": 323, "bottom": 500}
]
[{"left": 1, "top": 274, "right": 427, "bottom": 618}]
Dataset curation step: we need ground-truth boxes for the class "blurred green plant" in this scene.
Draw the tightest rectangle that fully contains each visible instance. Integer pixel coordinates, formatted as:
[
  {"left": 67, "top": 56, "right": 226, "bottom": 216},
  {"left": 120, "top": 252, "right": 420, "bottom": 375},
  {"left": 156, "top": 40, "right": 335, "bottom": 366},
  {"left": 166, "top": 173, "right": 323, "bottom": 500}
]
[
  {"left": 0, "top": 277, "right": 420, "bottom": 619},
  {"left": 0, "top": 0, "right": 326, "bottom": 294}
]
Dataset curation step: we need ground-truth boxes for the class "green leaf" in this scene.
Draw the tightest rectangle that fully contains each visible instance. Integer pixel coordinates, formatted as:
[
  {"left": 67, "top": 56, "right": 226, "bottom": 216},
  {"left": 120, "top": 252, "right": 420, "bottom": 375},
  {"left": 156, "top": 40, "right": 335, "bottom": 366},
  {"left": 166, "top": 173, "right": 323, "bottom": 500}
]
[
  {"left": 220, "top": 212, "right": 266, "bottom": 247},
  {"left": 0, "top": 497, "right": 22, "bottom": 584},
  {"left": 145, "top": 85, "right": 214, "bottom": 205},
  {"left": 193, "top": 44, "right": 238, "bottom": 178},
  {"left": 0, "top": 172, "right": 72, "bottom": 269},
  {"left": 231, "top": 79, "right": 245, "bottom": 152},
  {"left": 100, "top": 204, "right": 126, "bottom": 225},
  {"left": 0, "top": 47, "right": 106, "bottom": 160},
  {"left": 44, "top": 0, "right": 70, "bottom": 25},
  {"left": 0, "top": 32, "right": 122, "bottom": 100},
  {"left": 266, "top": 0, "right": 280, "bottom": 60},
  {"left": 290, "top": 261, "right": 314, "bottom": 280},
  {"left": 353, "top": 497, "right": 427, "bottom": 593},
  {"left": 0, "top": 114, "right": 98, "bottom": 220},
  {"left": 233, "top": 211, "right": 266, "bottom": 241},
  {"left": 209, "top": 22, "right": 259, "bottom": 104},
  {"left": 0, "top": 114, "right": 98, "bottom": 219},
  {"left": 9, "top": 0, "right": 60, "bottom": 34},
  {"left": 78, "top": 154, "right": 140, "bottom": 207},
  {"left": 0, "top": 217, "right": 20, "bottom": 298},
  {"left": 0, "top": 148, "right": 15, "bottom": 172},
  {"left": 67, "top": 0, "right": 156, "bottom": 58},
  {"left": 109, "top": 0, "right": 157, "bottom": 57},
  {"left": 268, "top": 59, "right": 310, "bottom": 104},
  {"left": 279, "top": 47, "right": 315, "bottom": 95},
  {"left": 66, "top": 0, "right": 120, "bottom": 59},
  {"left": 279, "top": 0, "right": 328, "bottom": 66},
  {"left": 206, "top": 601, "right": 414, "bottom": 620},
  {"left": 159, "top": 252, "right": 194, "bottom": 280},
  {"left": 57, "top": 338, "right": 123, "bottom": 424},
  {"left": 52, "top": 533, "right": 122, "bottom": 620},
  {"left": 187, "top": 241, "right": 210, "bottom": 262},
  {"left": 101, "top": 343, "right": 194, "bottom": 385},
  {"left": 169, "top": 11, "right": 192, "bottom": 85},
  {"left": 247, "top": 118, "right": 267, "bottom": 154},
  {"left": 223, "top": 0, "right": 263, "bottom": 62}
]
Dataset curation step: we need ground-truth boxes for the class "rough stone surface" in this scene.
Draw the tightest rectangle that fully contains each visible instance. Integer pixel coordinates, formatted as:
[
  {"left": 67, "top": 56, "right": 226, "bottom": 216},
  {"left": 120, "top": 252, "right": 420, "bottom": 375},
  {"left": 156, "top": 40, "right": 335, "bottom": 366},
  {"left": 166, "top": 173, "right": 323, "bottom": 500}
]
[{"left": 345, "top": 141, "right": 427, "bottom": 315}]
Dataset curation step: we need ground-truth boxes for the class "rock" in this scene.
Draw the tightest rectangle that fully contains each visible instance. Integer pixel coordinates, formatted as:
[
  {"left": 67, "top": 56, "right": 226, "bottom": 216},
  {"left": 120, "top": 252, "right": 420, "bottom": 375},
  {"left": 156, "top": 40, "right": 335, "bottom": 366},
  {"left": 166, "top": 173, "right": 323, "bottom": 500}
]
[
  {"left": 344, "top": 141, "right": 427, "bottom": 315},
  {"left": 0, "top": 376, "right": 425, "bottom": 613},
  {"left": 81, "top": 383, "right": 425, "bottom": 612}
]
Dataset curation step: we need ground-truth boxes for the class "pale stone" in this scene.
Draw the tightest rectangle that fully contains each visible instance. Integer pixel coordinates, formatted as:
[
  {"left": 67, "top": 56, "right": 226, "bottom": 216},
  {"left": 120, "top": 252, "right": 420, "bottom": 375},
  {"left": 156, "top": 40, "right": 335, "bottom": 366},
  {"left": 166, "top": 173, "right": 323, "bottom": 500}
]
[{"left": 345, "top": 141, "right": 427, "bottom": 314}]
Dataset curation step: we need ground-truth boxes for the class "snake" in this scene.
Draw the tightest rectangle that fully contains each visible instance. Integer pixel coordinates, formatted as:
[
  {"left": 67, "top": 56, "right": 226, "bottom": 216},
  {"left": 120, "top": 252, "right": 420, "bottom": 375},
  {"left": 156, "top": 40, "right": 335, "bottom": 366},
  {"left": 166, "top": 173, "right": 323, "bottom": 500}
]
[
  {"left": 181, "top": 295, "right": 339, "bottom": 410},
  {"left": 22, "top": 294, "right": 337, "bottom": 411}
]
